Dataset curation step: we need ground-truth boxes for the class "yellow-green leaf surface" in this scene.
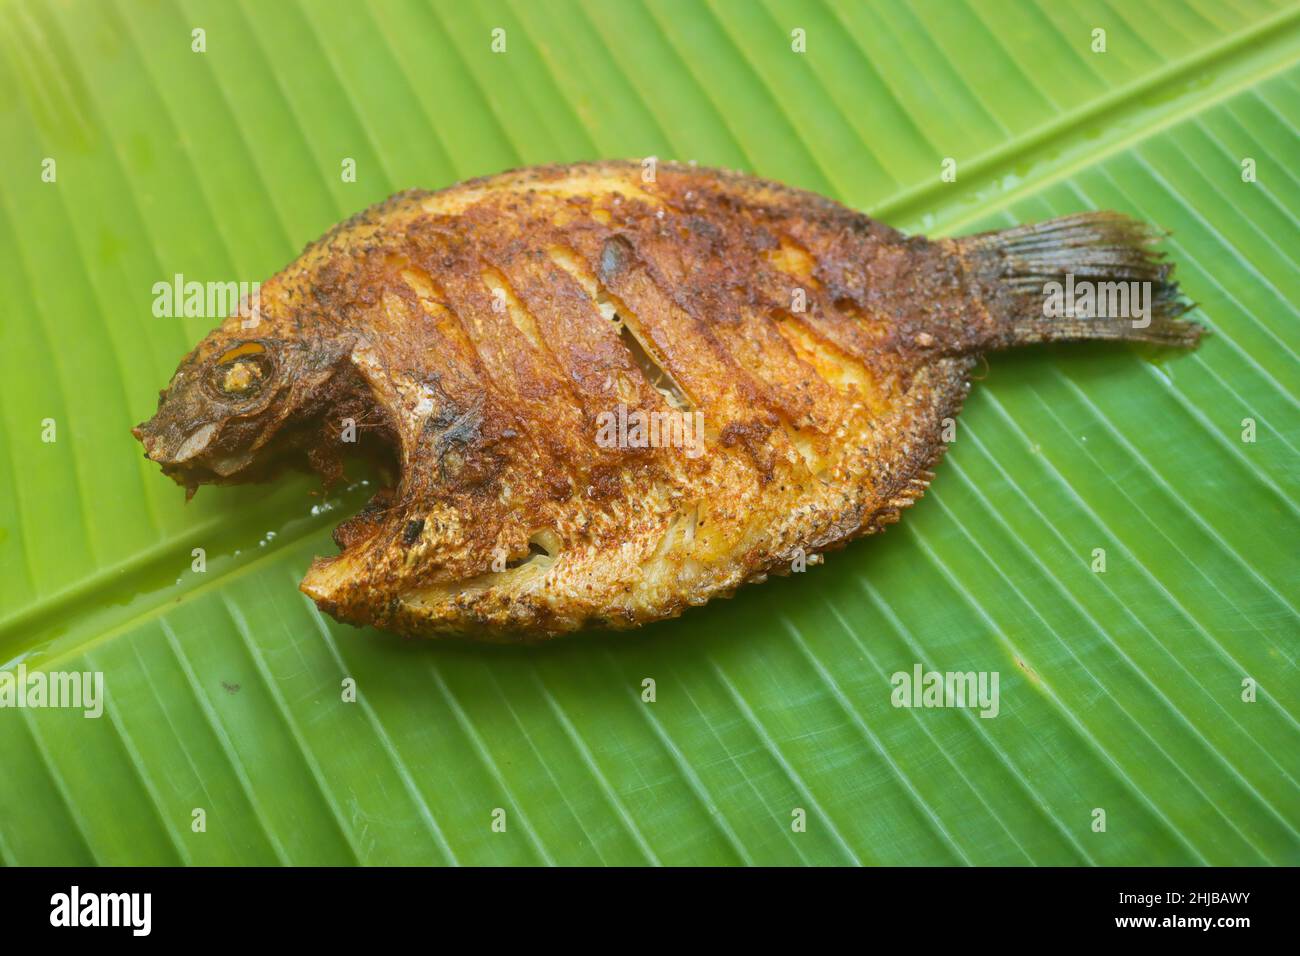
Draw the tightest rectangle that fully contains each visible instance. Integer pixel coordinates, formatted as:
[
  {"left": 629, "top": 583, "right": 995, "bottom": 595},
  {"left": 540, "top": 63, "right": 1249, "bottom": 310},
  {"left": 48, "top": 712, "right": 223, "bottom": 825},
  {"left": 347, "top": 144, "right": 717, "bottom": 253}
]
[{"left": 1, "top": 0, "right": 1297, "bottom": 865}]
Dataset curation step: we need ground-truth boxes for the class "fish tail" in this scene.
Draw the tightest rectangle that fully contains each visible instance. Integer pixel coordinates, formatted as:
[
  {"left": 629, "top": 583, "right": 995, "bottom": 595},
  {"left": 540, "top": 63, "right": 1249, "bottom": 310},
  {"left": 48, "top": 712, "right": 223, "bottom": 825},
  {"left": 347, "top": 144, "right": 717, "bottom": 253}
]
[{"left": 959, "top": 211, "right": 1203, "bottom": 348}]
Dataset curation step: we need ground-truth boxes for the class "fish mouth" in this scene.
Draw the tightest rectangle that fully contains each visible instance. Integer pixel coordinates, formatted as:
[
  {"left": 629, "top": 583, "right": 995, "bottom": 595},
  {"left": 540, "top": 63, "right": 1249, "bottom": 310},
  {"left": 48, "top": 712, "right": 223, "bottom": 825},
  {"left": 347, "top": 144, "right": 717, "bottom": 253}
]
[
  {"left": 135, "top": 412, "right": 229, "bottom": 459},
  {"left": 133, "top": 419, "right": 244, "bottom": 495}
]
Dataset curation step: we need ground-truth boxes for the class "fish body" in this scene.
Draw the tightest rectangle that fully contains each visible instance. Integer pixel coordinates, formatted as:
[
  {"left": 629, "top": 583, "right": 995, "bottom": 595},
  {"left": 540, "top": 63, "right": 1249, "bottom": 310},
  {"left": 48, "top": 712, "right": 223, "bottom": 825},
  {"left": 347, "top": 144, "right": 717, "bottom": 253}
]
[{"left": 134, "top": 161, "right": 1198, "bottom": 640}]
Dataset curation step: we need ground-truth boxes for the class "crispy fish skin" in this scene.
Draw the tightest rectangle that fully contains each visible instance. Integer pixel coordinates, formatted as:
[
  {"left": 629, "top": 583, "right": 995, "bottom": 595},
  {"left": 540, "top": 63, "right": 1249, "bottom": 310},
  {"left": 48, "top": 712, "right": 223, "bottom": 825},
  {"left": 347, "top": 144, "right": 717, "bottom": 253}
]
[{"left": 134, "top": 161, "right": 1199, "bottom": 641}]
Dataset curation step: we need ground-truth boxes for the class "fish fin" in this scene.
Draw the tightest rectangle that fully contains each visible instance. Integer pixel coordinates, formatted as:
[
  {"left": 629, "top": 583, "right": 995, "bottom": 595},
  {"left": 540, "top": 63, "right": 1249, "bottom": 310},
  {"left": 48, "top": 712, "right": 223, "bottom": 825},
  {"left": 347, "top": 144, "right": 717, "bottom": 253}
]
[{"left": 960, "top": 211, "right": 1204, "bottom": 349}]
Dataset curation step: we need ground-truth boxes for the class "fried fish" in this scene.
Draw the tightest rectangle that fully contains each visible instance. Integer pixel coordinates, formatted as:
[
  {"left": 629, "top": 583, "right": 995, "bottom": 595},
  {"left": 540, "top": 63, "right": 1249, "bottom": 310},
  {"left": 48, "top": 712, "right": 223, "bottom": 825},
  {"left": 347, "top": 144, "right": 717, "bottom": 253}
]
[{"left": 133, "top": 161, "right": 1200, "bottom": 640}]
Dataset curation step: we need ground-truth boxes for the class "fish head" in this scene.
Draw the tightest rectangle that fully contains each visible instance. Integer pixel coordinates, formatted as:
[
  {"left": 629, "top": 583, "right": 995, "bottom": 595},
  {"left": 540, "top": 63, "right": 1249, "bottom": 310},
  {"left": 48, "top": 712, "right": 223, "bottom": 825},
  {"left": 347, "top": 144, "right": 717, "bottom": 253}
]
[{"left": 132, "top": 312, "right": 336, "bottom": 493}]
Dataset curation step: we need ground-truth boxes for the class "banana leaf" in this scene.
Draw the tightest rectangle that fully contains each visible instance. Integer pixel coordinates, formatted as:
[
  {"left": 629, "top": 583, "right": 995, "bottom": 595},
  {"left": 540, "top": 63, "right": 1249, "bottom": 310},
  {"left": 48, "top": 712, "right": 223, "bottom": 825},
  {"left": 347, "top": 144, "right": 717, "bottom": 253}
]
[{"left": 0, "top": 0, "right": 1296, "bottom": 865}]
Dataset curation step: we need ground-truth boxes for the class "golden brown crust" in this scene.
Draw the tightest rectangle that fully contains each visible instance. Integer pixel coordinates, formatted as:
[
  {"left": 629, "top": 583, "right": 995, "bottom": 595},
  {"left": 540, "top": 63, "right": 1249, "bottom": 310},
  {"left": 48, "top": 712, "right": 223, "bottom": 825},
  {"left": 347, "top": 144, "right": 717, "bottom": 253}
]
[{"left": 141, "top": 161, "right": 985, "bottom": 640}]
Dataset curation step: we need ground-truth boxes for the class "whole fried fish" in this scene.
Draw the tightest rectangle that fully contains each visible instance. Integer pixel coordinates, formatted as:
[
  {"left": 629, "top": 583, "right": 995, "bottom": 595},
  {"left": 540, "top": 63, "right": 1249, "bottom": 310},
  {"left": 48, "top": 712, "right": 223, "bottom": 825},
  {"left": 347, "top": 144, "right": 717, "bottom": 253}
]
[{"left": 133, "top": 161, "right": 1199, "bottom": 640}]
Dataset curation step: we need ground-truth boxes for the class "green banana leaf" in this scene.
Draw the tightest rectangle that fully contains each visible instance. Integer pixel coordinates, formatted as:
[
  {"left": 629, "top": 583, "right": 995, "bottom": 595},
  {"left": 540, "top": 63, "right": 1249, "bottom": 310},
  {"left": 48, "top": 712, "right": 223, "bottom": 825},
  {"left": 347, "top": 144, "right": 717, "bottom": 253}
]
[{"left": 1, "top": 0, "right": 1296, "bottom": 866}]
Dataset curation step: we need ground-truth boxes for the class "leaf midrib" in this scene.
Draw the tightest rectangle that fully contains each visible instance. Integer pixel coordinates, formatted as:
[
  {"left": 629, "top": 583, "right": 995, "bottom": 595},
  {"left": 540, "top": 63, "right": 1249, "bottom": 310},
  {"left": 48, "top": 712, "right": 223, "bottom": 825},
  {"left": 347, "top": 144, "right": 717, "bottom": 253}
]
[{"left": 879, "top": 3, "right": 1300, "bottom": 232}]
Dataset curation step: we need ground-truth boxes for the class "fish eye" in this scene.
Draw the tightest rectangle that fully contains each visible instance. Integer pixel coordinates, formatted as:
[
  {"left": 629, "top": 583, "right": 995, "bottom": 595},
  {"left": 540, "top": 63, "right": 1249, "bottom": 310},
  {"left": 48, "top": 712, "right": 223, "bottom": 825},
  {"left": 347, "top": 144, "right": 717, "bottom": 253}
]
[{"left": 207, "top": 341, "right": 275, "bottom": 400}]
